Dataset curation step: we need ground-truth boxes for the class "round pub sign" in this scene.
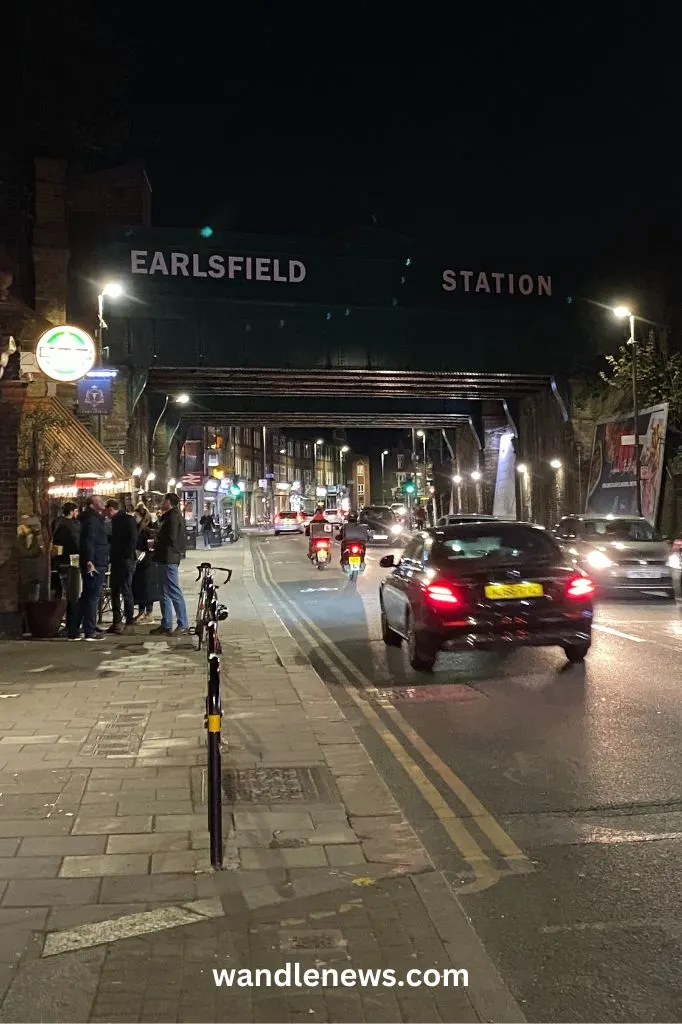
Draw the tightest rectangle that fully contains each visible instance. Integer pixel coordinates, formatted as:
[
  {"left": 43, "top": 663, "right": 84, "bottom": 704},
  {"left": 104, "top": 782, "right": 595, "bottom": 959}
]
[{"left": 35, "top": 325, "right": 96, "bottom": 382}]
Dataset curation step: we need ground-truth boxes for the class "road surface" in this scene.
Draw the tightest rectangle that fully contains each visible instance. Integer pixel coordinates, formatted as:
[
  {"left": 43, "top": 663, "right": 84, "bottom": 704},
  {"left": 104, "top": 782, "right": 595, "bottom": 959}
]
[{"left": 251, "top": 531, "right": 682, "bottom": 1023}]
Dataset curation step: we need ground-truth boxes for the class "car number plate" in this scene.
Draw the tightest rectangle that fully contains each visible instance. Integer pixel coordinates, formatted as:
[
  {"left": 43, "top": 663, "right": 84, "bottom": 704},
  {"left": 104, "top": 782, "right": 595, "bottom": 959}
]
[
  {"left": 484, "top": 582, "right": 544, "bottom": 600},
  {"left": 317, "top": 550, "right": 329, "bottom": 561},
  {"left": 373, "top": 534, "right": 388, "bottom": 540},
  {"left": 349, "top": 556, "right": 362, "bottom": 566},
  {"left": 626, "top": 568, "right": 664, "bottom": 578}
]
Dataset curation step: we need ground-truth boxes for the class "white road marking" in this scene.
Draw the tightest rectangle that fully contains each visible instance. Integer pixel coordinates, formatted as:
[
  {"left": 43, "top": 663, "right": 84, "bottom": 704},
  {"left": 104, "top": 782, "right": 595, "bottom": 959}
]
[
  {"left": 593, "top": 624, "right": 646, "bottom": 642},
  {"left": 42, "top": 898, "right": 224, "bottom": 957},
  {"left": 0, "top": 694, "right": 20, "bottom": 699},
  {"left": 28, "top": 665, "right": 54, "bottom": 673},
  {"left": 299, "top": 587, "right": 339, "bottom": 593}
]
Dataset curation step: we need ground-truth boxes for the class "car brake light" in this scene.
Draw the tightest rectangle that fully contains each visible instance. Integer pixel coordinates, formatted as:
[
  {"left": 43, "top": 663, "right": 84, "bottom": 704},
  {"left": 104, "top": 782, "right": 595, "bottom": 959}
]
[
  {"left": 425, "top": 582, "right": 460, "bottom": 606},
  {"left": 566, "top": 574, "right": 595, "bottom": 600}
]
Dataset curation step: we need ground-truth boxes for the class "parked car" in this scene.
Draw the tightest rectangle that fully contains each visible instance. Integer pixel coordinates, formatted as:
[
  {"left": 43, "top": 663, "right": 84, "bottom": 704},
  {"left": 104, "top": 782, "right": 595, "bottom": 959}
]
[
  {"left": 359, "top": 505, "right": 404, "bottom": 545},
  {"left": 552, "top": 514, "right": 674, "bottom": 598},
  {"left": 274, "top": 510, "right": 305, "bottom": 535},
  {"left": 379, "top": 521, "right": 594, "bottom": 671}
]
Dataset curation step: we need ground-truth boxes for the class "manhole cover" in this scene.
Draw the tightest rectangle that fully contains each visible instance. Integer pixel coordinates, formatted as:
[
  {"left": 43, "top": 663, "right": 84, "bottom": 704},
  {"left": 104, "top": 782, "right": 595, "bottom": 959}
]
[
  {"left": 365, "top": 684, "right": 483, "bottom": 704},
  {"left": 223, "top": 766, "right": 339, "bottom": 803}
]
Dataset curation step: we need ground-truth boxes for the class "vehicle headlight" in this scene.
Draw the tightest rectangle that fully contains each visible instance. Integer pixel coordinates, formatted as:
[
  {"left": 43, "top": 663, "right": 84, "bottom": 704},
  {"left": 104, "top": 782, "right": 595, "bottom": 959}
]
[
  {"left": 586, "top": 549, "right": 615, "bottom": 570},
  {"left": 390, "top": 524, "right": 402, "bottom": 535},
  {"left": 667, "top": 553, "right": 681, "bottom": 570}
]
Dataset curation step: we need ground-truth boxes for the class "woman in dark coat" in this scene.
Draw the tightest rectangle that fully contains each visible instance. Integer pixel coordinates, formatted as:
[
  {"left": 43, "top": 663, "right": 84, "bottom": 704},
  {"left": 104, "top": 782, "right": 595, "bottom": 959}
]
[{"left": 132, "top": 504, "right": 160, "bottom": 622}]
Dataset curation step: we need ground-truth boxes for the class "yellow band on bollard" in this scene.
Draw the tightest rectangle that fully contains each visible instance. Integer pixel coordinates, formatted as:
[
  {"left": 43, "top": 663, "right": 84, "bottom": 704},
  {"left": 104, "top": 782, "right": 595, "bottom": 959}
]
[{"left": 207, "top": 714, "right": 222, "bottom": 733}]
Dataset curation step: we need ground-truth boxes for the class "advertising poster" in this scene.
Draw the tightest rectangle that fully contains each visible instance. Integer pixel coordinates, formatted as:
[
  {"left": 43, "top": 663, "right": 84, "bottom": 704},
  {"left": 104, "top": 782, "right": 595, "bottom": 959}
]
[
  {"left": 492, "top": 432, "right": 517, "bottom": 520},
  {"left": 77, "top": 376, "right": 113, "bottom": 415},
  {"left": 585, "top": 403, "right": 668, "bottom": 524}
]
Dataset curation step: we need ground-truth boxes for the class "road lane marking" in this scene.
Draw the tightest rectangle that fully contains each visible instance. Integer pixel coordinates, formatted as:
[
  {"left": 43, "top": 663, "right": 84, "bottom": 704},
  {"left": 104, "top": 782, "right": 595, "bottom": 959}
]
[
  {"left": 592, "top": 624, "right": 646, "bottom": 642},
  {"left": 254, "top": 544, "right": 521, "bottom": 892},
  {"left": 43, "top": 898, "right": 224, "bottom": 957}
]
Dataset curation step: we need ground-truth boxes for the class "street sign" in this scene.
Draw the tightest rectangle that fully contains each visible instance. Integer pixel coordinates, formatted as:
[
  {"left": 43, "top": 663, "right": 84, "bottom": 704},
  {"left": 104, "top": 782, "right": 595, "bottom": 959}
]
[
  {"left": 182, "top": 472, "right": 204, "bottom": 486},
  {"left": 265, "top": 472, "right": 275, "bottom": 479},
  {"left": 35, "top": 325, "right": 96, "bottom": 382},
  {"left": 77, "top": 375, "right": 113, "bottom": 415}
]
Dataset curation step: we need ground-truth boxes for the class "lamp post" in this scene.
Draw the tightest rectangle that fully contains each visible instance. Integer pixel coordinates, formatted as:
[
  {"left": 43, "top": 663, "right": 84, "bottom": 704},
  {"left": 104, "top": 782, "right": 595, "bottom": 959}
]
[
  {"left": 416, "top": 429, "right": 427, "bottom": 468},
  {"left": 94, "top": 282, "right": 123, "bottom": 443},
  {"left": 381, "top": 449, "right": 389, "bottom": 503},
  {"left": 612, "top": 305, "right": 642, "bottom": 516},
  {"left": 314, "top": 438, "right": 323, "bottom": 496},
  {"left": 339, "top": 445, "right": 349, "bottom": 488}
]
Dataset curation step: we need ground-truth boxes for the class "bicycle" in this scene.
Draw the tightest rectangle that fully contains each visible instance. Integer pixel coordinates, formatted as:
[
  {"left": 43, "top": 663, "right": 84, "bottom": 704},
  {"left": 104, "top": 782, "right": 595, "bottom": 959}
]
[{"left": 192, "top": 562, "right": 232, "bottom": 869}]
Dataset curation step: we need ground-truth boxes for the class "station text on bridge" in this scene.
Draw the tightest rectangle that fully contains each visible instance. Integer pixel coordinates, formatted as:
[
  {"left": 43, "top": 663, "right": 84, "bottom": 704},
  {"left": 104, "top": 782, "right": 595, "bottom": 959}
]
[
  {"left": 130, "top": 251, "right": 307, "bottom": 283},
  {"left": 441, "top": 270, "right": 552, "bottom": 296}
]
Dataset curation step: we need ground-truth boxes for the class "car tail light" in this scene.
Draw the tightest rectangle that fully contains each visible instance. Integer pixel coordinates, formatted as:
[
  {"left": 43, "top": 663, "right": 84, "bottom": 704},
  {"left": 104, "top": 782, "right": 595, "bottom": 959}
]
[
  {"left": 566, "top": 574, "right": 595, "bottom": 600},
  {"left": 425, "top": 581, "right": 460, "bottom": 607}
]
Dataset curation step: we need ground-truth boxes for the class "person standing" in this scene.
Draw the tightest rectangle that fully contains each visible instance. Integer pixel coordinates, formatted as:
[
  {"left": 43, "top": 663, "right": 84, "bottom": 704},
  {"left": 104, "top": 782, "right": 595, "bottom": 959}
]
[
  {"left": 132, "top": 502, "right": 158, "bottom": 623},
  {"left": 199, "top": 507, "right": 215, "bottom": 548},
  {"left": 51, "top": 501, "right": 81, "bottom": 636},
  {"left": 151, "top": 492, "right": 189, "bottom": 637},
  {"left": 68, "top": 496, "right": 109, "bottom": 641},
  {"left": 104, "top": 499, "right": 138, "bottom": 634}
]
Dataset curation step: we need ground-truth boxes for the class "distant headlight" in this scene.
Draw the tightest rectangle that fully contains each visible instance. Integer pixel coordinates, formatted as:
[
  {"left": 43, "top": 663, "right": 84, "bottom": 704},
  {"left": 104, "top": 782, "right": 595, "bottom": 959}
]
[
  {"left": 390, "top": 524, "right": 403, "bottom": 535},
  {"left": 586, "top": 549, "right": 615, "bottom": 570},
  {"left": 667, "top": 553, "right": 681, "bottom": 569}
]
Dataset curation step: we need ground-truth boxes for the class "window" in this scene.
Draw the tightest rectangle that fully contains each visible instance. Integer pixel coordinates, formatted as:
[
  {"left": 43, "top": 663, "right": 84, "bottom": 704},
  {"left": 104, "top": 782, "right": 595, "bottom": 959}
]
[
  {"left": 303, "top": 469, "right": 312, "bottom": 484},
  {"left": 396, "top": 472, "right": 407, "bottom": 486},
  {"left": 357, "top": 482, "right": 365, "bottom": 496},
  {"left": 402, "top": 537, "right": 424, "bottom": 563},
  {"left": 253, "top": 430, "right": 261, "bottom": 448},
  {"left": 304, "top": 443, "right": 312, "bottom": 459},
  {"left": 287, "top": 441, "right": 294, "bottom": 457},
  {"left": 434, "top": 525, "right": 560, "bottom": 565},
  {"left": 357, "top": 462, "right": 365, "bottom": 477},
  {"left": 295, "top": 442, "right": 301, "bottom": 459},
  {"left": 243, "top": 459, "right": 251, "bottom": 480},
  {"left": 235, "top": 456, "right": 242, "bottom": 476},
  {"left": 556, "top": 517, "right": 578, "bottom": 539},
  {"left": 582, "top": 518, "right": 660, "bottom": 542}
]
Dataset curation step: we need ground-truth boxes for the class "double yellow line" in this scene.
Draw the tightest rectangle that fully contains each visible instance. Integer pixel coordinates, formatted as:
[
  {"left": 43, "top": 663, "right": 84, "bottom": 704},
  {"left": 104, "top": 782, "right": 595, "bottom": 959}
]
[{"left": 253, "top": 545, "right": 532, "bottom": 893}]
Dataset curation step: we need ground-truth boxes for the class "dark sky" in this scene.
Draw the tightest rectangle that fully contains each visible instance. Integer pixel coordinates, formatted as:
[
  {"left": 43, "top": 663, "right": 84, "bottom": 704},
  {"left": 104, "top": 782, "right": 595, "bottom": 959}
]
[
  {"left": 16, "top": 6, "right": 682, "bottom": 306},
  {"left": 123, "top": 10, "right": 680, "bottom": 279}
]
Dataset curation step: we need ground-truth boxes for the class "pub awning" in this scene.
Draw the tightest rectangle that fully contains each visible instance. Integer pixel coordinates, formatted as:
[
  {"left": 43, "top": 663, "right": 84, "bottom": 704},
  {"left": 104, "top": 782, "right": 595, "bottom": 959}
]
[{"left": 23, "top": 396, "right": 128, "bottom": 483}]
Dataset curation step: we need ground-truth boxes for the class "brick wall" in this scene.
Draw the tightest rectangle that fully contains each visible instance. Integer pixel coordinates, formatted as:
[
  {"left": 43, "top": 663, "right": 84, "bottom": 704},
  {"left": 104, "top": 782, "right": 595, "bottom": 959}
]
[
  {"left": 516, "top": 388, "right": 579, "bottom": 527},
  {"left": 0, "top": 382, "right": 27, "bottom": 634},
  {"left": 32, "top": 158, "right": 68, "bottom": 325}
]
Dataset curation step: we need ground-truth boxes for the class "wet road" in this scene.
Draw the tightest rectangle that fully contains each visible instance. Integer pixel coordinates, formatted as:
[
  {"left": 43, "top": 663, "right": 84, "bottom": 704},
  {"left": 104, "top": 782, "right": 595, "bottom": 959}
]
[{"left": 251, "top": 532, "right": 682, "bottom": 1022}]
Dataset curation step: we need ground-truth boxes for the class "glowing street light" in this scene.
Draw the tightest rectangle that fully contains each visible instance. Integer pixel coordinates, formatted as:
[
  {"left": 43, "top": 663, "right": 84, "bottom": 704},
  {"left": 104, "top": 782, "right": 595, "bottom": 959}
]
[
  {"left": 550, "top": 458, "right": 562, "bottom": 470},
  {"left": 132, "top": 466, "right": 143, "bottom": 478},
  {"left": 452, "top": 474, "right": 462, "bottom": 485},
  {"left": 313, "top": 439, "right": 324, "bottom": 492},
  {"left": 339, "top": 444, "right": 350, "bottom": 487},
  {"left": 471, "top": 470, "right": 482, "bottom": 482},
  {"left": 167, "top": 478, "right": 176, "bottom": 490},
  {"left": 611, "top": 303, "right": 641, "bottom": 516},
  {"left": 174, "top": 393, "right": 191, "bottom": 405},
  {"left": 381, "top": 448, "right": 389, "bottom": 502},
  {"left": 517, "top": 463, "right": 528, "bottom": 475}
]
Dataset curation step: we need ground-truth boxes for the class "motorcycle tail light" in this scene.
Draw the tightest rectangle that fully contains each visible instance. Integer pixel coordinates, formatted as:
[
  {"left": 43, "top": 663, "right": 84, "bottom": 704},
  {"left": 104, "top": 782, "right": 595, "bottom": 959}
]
[
  {"left": 425, "top": 581, "right": 460, "bottom": 607},
  {"left": 566, "top": 574, "right": 595, "bottom": 600},
  {"left": 350, "top": 544, "right": 362, "bottom": 554},
  {"left": 314, "top": 539, "right": 330, "bottom": 548}
]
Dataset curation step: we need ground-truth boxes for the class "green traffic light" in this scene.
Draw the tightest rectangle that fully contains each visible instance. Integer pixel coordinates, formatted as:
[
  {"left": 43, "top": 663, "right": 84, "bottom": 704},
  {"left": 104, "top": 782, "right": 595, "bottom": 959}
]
[{"left": 200, "top": 225, "right": 214, "bottom": 238}]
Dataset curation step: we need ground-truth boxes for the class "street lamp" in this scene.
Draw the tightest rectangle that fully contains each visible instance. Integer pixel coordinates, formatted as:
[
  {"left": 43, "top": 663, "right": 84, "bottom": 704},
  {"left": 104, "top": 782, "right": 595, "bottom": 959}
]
[
  {"left": 167, "top": 477, "right": 176, "bottom": 490},
  {"left": 517, "top": 463, "right": 528, "bottom": 475},
  {"left": 339, "top": 445, "right": 350, "bottom": 487},
  {"left": 416, "top": 429, "right": 427, "bottom": 469},
  {"left": 96, "top": 281, "right": 124, "bottom": 362},
  {"left": 550, "top": 458, "right": 562, "bottom": 470},
  {"left": 381, "top": 449, "right": 389, "bottom": 502},
  {"left": 175, "top": 393, "right": 190, "bottom": 406},
  {"left": 452, "top": 474, "right": 462, "bottom": 485},
  {"left": 612, "top": 304, "right": 642, "bottom": 516},
  {"left": 151, "top": 394, "right": 191, "bottom": 472},
  {"left": 314, "top": 438, "right": 324, "bottom": 493},
  {"left": 471, "top": 470, "right": 482, "bottom": 481}
]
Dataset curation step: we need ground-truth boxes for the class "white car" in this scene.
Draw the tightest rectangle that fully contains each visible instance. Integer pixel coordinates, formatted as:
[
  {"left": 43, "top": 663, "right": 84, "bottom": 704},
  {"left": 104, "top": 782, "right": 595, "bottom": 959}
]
[
  {"left": 323, "top": 508, "right": 345, "bottom": 526},
  {"left": 274, "top": 511, "right": 305, "bottom": 535}
]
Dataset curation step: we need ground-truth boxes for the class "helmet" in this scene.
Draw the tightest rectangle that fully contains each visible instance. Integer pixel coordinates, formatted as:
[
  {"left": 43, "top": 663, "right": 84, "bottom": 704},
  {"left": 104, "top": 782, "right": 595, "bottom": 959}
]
[{"left": 347, "top": 511, "right": 358, "bottom": 523}]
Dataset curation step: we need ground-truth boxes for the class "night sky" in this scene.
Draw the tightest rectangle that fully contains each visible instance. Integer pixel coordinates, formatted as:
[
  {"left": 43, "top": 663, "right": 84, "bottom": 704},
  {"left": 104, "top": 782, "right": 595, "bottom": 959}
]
[{"left": 16, "top": 7, "right": 682, "bottom": 322}]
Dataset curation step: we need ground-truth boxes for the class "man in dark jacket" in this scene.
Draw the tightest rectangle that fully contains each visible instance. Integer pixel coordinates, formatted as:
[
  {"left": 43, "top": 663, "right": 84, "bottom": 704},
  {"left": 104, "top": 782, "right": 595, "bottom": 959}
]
[
  {"left": 52, "top": 501, "right": 81, "bottom": 636},
  {"left": 150, "top": 492, "right": 189, "bottom": 636},
  {"left": 104, "top": 498, "right": 138, "bottom": 634},
  {"left": 68, "top": 495, "right": 109, "bottom": 641}
]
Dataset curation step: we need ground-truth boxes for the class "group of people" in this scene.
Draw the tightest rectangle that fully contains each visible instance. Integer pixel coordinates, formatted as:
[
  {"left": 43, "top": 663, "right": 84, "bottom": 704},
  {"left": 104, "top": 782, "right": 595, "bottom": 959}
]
[{"left": 51, "top": 491, "right": 190, "bottom": 641}]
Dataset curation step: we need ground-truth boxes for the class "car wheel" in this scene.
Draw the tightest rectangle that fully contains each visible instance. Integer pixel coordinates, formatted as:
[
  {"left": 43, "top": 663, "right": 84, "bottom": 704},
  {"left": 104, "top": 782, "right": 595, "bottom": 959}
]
[
  {"left": 381, "top": 610, "right": 402, "bottom": 647},
  {"left": 663, "top": 588, "right": 676, "bottom": 600},
  {"left": 564, "top": 641, "right": 590, "bottom": 663},
  {"left": 407, "top": 619, "right": 437, "bottom": 672}
]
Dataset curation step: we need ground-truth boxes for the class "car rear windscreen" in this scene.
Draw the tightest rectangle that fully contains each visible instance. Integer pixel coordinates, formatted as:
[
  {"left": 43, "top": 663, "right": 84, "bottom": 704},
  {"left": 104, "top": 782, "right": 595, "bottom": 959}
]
[{"left": 435, "top": 526, "right": 560, "bottom": 565}]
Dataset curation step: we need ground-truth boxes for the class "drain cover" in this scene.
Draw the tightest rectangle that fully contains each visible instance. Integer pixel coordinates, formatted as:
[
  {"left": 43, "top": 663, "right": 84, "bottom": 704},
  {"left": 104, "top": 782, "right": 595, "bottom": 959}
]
[
  {"left": 223, "top": 766, "right": 339, "bottom": 803},
  {"left": 279, "top": 929, "right": 347, "bottom": 953}
]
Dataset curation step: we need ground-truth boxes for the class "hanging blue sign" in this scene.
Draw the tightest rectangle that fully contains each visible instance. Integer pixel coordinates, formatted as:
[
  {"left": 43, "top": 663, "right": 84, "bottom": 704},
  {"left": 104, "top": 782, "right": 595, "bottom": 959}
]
[{"left": 78, "top": 374, "right": 113, "bottom": 415}]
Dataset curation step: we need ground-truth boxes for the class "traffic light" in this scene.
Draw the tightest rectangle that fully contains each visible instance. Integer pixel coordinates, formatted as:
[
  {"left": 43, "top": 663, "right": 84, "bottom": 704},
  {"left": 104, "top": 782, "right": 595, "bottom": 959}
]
[
  {"left": 229, "top": 479, "right": 241, "bottom": 497},
  {"left": 402, "top": 477, "right": 416, "bottom": 495}
]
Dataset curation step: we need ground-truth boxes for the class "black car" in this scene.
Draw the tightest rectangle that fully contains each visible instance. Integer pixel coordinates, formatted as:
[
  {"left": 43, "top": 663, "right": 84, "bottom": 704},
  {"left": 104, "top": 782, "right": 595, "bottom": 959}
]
[
  {"left": 379, "top": 522, "right": 594, "bottom": 671},
  {"left": 358, "top": 505, "right": 405, "bottom": 545}
]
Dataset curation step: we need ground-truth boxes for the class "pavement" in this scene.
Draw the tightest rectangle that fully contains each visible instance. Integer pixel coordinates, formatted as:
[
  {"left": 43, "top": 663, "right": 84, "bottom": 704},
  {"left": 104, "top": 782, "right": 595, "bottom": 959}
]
[{"left": 0, "top": 542, "right": 518, "bottom": 1024}]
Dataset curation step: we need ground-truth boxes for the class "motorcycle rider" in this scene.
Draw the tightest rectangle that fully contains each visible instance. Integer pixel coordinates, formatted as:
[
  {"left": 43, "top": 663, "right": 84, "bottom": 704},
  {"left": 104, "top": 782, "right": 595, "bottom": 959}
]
[
  {"left": 308, "top": 503, "right": 330, "bottom": 559},
  {"left": 339, "top": 511, "right": 369, "bottom": 564}
]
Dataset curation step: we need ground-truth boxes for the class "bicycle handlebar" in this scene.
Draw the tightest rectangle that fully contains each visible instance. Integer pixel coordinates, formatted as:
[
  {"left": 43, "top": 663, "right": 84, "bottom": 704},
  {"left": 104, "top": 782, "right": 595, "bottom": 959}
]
[{"left": 195, "top": 564, "right": 233, "bottom": 582}]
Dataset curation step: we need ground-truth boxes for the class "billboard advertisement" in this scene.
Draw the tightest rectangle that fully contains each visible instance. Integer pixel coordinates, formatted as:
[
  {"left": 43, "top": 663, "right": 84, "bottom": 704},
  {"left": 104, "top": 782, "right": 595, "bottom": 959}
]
[{"left": 585, "top": 403, "right": 668, "bottom": 524}]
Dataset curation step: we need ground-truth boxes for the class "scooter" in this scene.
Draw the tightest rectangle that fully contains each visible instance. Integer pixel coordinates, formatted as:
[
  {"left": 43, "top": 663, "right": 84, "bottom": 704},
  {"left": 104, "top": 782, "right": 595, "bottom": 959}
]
[
  {"left": 341, "top": 542, "right": 366, "bottom": 585},
  {"left": 310, "top": 536, "right": 332, "bottom": 570}
]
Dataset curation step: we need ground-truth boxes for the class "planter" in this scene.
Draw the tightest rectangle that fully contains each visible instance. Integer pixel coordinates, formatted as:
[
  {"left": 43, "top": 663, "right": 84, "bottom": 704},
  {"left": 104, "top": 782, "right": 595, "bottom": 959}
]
[{"left": 25, "top": 599, "right": 67, "bottom": 639}]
